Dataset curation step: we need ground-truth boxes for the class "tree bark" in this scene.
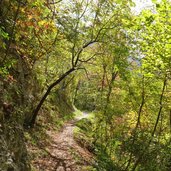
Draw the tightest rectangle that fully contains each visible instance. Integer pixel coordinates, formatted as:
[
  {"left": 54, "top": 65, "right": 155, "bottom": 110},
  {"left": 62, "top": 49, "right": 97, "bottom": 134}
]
[
  {"left": 131, "top": 75, "right": 167, "bottom": 171},
  {"left": 25, "top": 67, "right": 75, "bottom": 127}
]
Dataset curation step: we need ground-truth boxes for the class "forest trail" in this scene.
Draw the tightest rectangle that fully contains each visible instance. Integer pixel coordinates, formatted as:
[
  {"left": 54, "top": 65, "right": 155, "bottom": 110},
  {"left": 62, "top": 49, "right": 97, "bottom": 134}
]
[{"left": 32, "top": 112, "right": 94, "bottom": 171}]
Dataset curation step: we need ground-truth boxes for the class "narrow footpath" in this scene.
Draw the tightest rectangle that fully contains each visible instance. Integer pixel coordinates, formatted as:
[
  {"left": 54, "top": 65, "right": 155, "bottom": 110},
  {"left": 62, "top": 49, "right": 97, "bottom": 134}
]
[{"left": 30, "top": 112, "right": 94, "bottom": 171}]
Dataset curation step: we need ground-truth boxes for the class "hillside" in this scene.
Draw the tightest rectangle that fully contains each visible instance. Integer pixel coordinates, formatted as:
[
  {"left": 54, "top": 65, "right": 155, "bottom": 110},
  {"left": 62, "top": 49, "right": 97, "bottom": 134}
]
[{"left": 0, "top": 0, "right": 171, "bottom": 171}]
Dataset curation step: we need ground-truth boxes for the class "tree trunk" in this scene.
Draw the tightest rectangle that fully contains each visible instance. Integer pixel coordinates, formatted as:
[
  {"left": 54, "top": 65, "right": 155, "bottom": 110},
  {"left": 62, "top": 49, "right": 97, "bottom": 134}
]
[{"left": 25, "top": 67, "right": 75, "bottom": 127}]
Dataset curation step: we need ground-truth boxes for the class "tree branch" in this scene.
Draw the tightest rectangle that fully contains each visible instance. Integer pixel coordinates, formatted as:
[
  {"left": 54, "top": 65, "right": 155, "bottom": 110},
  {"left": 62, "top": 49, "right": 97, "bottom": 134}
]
[{"left": 24, "top": 67, "right": 76, "bottom": 128}]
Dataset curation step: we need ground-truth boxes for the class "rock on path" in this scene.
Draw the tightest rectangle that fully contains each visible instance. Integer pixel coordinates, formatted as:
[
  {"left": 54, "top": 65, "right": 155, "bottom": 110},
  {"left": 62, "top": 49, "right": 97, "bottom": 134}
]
[{"left": 31, "top": 112, "right": 94, "bottom": 171}]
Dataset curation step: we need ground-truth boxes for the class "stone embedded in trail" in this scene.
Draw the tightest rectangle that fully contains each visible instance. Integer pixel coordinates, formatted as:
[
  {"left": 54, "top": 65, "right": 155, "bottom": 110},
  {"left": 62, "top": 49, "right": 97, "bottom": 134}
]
[{"left": 29, "top": 112, "right": 94, "bottom": 171}]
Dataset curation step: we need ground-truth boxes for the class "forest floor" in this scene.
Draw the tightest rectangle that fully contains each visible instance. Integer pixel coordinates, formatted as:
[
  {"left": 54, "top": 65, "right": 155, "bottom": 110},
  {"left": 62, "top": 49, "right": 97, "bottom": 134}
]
[{"left": 27, "top": 112, "right": 94, "bottom": 171}]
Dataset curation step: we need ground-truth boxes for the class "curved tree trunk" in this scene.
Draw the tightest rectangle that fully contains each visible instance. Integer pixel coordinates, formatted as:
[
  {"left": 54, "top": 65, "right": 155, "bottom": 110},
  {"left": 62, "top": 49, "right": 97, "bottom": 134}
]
[{"left": 25, "top": 67, "right": 75, "bottom": 128}]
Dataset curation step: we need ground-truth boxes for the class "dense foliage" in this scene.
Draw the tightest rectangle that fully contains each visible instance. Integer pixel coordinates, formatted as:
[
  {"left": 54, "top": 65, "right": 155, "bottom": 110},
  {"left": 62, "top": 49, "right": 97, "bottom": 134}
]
[{"left": 0, "top": 0, "right": 170, "bottom": 170}]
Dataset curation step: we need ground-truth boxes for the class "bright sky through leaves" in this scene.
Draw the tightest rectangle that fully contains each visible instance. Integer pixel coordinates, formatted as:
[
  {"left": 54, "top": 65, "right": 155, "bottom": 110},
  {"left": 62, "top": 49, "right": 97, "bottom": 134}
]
[{"left": 132, "top": 0, "right": 154, "bottom": 14}]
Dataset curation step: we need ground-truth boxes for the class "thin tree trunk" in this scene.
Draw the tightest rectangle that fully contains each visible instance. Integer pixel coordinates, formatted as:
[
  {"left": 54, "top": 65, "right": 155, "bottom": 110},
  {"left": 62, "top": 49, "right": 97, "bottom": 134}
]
[
  {"left": 25, "top": 67, "right": 75, "bottom": 127},
  {"left": 131, "top": 75, "right": 167, "bottom": 171},
  {"left": 125, "top": 76, "right": 145, "bottom": 170}
]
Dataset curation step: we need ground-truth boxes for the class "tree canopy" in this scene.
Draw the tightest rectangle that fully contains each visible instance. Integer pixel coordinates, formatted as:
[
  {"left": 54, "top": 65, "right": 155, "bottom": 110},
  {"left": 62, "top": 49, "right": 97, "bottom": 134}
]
[{"left": 0, "top": 0, "right": 171, "bottom": 170}]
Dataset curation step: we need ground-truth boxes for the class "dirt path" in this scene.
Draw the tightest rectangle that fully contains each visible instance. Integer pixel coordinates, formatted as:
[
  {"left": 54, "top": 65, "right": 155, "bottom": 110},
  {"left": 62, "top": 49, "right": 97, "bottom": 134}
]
[{"left": 31, "top": 112, "right": 94, "bottom": 171}]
